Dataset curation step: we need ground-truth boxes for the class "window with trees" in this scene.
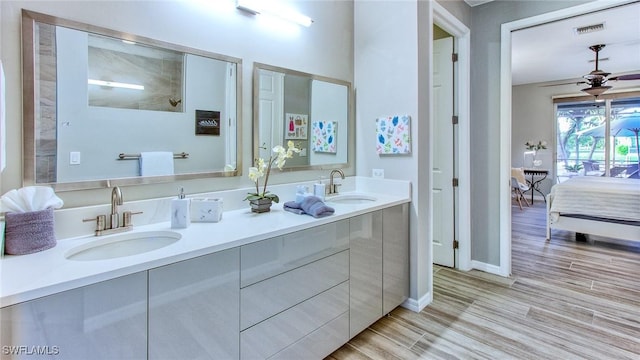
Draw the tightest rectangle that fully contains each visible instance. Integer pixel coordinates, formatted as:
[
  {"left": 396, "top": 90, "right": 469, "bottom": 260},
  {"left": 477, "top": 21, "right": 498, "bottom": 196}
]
[{"left": 555, "top": 95, "right": 640, "bottom": 182}]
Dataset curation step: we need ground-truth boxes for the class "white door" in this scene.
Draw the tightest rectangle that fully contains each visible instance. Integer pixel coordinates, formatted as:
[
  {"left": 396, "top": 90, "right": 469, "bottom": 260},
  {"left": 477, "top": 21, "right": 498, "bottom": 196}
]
[
  {"left": 257, "top": 70, "right": 284, "bottom": 160},
  {"left": 432, "top": 37, "right": 455, "bottom": 267}
]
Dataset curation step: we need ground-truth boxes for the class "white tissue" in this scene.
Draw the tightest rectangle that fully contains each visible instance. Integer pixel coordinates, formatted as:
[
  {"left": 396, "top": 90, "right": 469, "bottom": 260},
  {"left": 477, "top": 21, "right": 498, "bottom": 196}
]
[{"left": 1, "top": 186, "right": 64, "bottom": 213}]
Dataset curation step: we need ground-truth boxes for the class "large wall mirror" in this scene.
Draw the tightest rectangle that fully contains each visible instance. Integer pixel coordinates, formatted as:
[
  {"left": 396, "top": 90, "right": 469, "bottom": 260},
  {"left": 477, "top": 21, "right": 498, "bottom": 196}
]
[
  {"left": 22, "top": 10, "right": 242, "bottom": 191},
  {"left": 253, "top": 63, "right": 352, "bottom": 170}
]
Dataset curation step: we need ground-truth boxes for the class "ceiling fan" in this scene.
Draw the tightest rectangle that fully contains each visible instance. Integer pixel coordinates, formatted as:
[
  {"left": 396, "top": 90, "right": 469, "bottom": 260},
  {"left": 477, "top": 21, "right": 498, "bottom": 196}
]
[{"left": 545, "top": 44, "right": 640, "bottom": 97}]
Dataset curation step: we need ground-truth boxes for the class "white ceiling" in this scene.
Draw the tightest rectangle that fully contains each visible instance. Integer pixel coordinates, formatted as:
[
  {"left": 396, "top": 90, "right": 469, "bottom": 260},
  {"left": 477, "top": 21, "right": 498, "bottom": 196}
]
[{"left": 511, "top": 1, "right": 640, "bottom": 86}]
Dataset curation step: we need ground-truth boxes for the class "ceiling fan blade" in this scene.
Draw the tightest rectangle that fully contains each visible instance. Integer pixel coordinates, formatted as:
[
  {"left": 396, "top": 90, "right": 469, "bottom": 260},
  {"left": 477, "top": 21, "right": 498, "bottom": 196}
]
[
  {"left": 540, "top": 81, "right": 587, "bottom": 87},
  {"left": 609, "top": 74, "right": 640, "bottom": 81}
]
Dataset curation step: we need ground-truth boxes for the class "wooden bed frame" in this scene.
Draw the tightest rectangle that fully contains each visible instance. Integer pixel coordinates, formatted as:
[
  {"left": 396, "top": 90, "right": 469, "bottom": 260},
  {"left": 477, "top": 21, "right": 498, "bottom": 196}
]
[{"left": 546, "top": 194, "right": 640, "bottom": 241}]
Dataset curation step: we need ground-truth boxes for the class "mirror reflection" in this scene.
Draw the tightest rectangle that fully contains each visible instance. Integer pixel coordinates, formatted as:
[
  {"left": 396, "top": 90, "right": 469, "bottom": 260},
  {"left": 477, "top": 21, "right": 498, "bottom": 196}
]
[
  {"left": 23, "top": 10, "right": 241, "bottom": 190},
  {"left": 254, "top": 63, "right": 350, "bottom": 169}
]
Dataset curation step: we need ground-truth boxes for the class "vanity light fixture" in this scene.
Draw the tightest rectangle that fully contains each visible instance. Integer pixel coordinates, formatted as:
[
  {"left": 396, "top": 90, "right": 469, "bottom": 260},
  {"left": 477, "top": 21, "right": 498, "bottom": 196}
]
[
  {"left": 88, "top": 79, "right": 145, "bottom": 90},
  {"left": 236, "top": 0, "right": 313, "bottom": 27}
]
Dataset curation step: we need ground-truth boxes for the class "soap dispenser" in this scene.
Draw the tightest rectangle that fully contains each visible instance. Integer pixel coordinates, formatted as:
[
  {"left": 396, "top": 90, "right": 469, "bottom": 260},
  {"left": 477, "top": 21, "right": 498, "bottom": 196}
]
[
  {"left": 314, "top": 177, "right": 326, "bottom": 201},
  {"left": 171, "top": 187, "right": 191, "bottom": 229}
]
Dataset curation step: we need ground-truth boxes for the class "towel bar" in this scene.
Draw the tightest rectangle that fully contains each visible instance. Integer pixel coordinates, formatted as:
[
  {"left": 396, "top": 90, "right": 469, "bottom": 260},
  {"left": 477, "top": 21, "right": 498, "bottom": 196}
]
[{"left": 117, "top": 152, "right": 189, "bottom": 160}]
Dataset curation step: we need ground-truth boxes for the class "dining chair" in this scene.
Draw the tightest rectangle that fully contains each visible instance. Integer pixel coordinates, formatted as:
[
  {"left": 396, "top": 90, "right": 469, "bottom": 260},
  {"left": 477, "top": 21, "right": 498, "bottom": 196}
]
[{"left": 510, "top": 167, "right": 531, "bottom": 210}]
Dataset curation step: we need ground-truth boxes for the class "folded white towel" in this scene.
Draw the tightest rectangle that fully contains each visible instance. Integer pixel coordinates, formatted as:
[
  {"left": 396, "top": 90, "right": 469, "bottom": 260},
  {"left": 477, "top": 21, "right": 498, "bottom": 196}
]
[
  {"left": 140, "top": 151, "right": 174, "bottom": 176},
  {"left": 1, "top": 186, "right": 64, "bottom": 213}
]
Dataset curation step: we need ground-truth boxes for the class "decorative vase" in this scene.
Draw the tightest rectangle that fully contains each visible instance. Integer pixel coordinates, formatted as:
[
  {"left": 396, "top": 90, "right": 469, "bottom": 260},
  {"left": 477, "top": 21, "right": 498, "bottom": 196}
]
[
  {"left": 250, "top": 198, "right": 273, "bottom": 213},
  {"left": 533, "top": 159, "right": 542, "bottom": 168}
]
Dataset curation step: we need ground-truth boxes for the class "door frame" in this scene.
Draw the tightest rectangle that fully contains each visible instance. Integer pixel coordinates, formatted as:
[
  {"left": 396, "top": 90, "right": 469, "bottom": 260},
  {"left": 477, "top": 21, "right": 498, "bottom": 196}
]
[
  {"left": 498, "top": 0, "right": 636, "bottom": 277},
  {"left": 433, "top": 2, "right": 471, "bottom": 271}
]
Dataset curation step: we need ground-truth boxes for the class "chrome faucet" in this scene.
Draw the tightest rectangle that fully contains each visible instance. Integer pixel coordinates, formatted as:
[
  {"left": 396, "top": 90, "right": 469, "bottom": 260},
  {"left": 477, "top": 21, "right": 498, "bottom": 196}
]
[
  {"left": 83, "top": 186, "right": 142, "bottom": 236},
  {"left": 110, "top": 186, "right": 123, "bottom": 229},
  {"left": 328, "top": 169, "right": 345, "bottom": 195}
]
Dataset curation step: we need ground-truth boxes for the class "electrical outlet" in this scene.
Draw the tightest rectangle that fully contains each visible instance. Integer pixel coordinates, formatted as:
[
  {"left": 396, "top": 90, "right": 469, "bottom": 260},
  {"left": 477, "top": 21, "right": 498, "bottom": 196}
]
[{"left": 372, "top": 168, "right": 384, "bottom": 178}]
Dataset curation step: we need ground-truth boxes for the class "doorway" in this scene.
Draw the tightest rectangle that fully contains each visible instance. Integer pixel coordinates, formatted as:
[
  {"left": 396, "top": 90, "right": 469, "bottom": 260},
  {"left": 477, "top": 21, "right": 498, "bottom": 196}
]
[
  {"left": 500, "top": 0, "right": 635, "bottom": 276},
  {"left": 432, "top": 2, "right": 471, "bottom": 271},
  {"left": 432, "top": 28, "right": 455, "bottom": 267}
]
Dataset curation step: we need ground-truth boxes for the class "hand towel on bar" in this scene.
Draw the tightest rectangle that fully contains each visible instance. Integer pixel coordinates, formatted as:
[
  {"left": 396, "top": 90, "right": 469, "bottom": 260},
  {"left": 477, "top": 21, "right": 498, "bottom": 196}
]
[{"left": 140, "top": 151, "right": 174, "bottom": 176}]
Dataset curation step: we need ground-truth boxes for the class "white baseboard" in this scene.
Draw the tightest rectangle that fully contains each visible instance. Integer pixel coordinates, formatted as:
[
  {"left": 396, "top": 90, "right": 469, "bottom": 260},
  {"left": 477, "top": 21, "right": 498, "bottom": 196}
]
[
  {"left": 470, "top": 260, "right": 506, "bottom": 276},
  {"left": 401, "top": 291, "right": 432, "bottom": 313}
]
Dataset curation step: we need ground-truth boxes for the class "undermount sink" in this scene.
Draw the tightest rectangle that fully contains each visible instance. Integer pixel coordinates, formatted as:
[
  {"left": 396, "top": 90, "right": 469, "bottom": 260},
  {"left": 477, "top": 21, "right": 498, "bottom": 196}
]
[
  {"left": 326, "top": 193, "right": 377, "bottom": 204},
  {"left": 66, "top": 231, "right": 181, "bottom": 261}
]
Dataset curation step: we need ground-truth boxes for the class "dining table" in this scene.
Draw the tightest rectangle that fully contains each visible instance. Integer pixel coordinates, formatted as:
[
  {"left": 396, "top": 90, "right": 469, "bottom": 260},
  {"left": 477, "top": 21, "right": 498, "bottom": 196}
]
[{"left": 523, "top": 168, "right": 549, "bottom": 203}]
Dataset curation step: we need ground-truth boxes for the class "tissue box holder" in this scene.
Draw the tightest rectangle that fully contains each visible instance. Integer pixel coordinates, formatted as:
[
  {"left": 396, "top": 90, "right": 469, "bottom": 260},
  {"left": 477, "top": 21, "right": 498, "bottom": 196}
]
[
  {"left": 191, "top": 198, "right": 223, "bottom": 222},
  {"left": 4, "top": 208, "right": 56, "bottom": 255}
]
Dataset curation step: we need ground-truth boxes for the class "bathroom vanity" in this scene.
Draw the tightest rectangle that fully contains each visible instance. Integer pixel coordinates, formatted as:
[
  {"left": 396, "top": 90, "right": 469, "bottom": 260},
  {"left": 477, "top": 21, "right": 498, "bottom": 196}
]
[{"left": 0, "top": 178, "right": 410, "bottom": 359}]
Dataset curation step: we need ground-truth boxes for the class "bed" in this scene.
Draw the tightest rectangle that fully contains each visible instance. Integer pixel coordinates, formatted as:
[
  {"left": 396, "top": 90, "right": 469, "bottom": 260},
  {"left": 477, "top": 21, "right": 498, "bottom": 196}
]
[{"left": 546, "top": 176, "right": 640, "bottom": 242}]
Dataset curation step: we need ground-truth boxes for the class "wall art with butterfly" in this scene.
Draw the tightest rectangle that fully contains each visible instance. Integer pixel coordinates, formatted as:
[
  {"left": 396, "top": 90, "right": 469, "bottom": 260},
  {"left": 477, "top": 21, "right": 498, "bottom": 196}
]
[
  {"left": 376, "top": 115, "right": 411, "bottom": 154},
  {"left": 311, "top": 120, "right": 337, "bottom": 153}
]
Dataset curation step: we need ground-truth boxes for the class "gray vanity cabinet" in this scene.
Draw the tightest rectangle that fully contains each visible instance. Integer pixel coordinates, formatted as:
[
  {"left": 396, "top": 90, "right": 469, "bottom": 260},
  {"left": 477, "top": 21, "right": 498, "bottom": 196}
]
[
  {"left": 349, "top": 210, "right": 384, "bottom": 338},
  {"left": 0, "top": 272, "right": 147, "bottom": 360},
  {"left": 349, "top": 204, "right": 410, "bottom": 338},
  {"left": 239, "top": 220, "right": 350, "bottom": 360},
  {"left": 383, "top": 203, "right": 410, "bottom": 314},
  {"left": 148, "top": 248, "right": 240, "bottom": 360}
]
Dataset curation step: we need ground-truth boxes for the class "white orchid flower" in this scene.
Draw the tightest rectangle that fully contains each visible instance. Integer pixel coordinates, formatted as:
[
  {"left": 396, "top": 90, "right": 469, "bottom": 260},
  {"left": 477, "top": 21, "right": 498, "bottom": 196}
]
[{"left": 248, "top": 167, "right": 262, "bottom": 182}]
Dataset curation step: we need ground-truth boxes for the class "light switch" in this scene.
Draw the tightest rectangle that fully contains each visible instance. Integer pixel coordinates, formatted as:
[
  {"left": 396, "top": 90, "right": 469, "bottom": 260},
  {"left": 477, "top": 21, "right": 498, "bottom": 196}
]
[{"left": 70, "top": 151, "right": 81, "bottom": 165}]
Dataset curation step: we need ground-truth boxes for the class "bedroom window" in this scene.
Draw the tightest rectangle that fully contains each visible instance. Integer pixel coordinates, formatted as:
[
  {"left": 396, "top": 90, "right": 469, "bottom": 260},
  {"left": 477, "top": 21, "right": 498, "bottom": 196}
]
[{"left": 555, "top": 95, "right": 640, "bottom": 182}]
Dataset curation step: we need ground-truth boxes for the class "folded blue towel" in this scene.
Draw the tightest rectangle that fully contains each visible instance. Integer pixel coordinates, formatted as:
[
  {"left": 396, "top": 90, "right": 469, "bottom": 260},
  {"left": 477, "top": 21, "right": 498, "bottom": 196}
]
[
  {"left": 283, "top": 201, "right": 305, "bottom": 215},
  {"left": 284, "top": 196, "right": 334, "bottom": 218}
]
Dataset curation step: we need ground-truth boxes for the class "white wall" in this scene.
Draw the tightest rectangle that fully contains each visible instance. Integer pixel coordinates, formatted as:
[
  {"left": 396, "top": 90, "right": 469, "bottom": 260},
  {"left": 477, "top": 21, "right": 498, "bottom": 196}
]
[
  {"left": 309, "top": 80, "right": 348, "bottom": 165},
  {"left": 0, "top": 0, "right": 353, "bottom": 206},
  {"left": 354, "top": 0, "right": 432, "bottom": 309}
]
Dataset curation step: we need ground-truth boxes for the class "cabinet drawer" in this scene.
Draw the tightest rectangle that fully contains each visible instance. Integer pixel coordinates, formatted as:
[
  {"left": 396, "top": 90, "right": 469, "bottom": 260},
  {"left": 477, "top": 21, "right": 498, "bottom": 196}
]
[
  {"left": 270, "top": 310, "right": 349, "bottom": 360},
  {"left": 240, "top": 281, "right": 349, "bottom": 360},
  {"left": 241, "top": 220, "right": 349, "bottom": 287},
  {"left": 148, "top": 249, "right": 240, "bottom": 360},
  {"left": 241, "top": 250, "right": 348, "bottom": 330}
]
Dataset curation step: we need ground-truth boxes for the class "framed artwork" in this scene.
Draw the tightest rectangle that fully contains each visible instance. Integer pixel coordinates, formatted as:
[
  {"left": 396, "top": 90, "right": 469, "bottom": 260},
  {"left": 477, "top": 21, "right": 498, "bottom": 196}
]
[
  {"left": 312, "top": 120, "right": 337, "bottom": 153},
  {"left": 376, "top": 115, "right": 411, "bottom": 154},
  {"left": 195, "top": 110, "right": 220, "bottom": 136},
  {"left": 285, "top": 113, "right": 308, "bottom": 140}
]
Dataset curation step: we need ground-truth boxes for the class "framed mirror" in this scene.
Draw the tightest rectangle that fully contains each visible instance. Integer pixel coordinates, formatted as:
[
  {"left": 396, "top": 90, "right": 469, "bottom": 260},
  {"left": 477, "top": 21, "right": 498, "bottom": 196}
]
[
  {"left": 253, "top": 63, "right": 352, "bottom": 170},
  {"left": 22, "top": 10, "right": 242, "bottom": 191}
]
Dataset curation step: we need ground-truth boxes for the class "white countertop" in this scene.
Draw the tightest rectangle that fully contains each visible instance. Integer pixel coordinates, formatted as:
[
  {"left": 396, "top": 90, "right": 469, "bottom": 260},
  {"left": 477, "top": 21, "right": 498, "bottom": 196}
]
[{"left": 1, "top": 177, "right": 410, "bottom": 307}]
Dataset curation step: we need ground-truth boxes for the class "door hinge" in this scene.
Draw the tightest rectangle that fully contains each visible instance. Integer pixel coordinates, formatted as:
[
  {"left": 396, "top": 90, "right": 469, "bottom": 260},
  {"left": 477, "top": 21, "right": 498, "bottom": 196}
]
[
  {"left": 452, "top": 115, "right": 459, "bottom": 125},
  {"left": 453, "top": 240, "right": 459, "bottom": 249},
  {"left": 452, "top": 53, "right": 458, "bottom": 62},
  {"left": 452, "top": 178, "right": 459, "bottom": 187}
]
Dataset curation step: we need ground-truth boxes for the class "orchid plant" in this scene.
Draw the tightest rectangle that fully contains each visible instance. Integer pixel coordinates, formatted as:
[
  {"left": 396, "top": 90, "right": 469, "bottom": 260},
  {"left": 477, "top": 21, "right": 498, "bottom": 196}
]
[
  {"left": 525, "top": 140, "right": 547, "bottom": 152},
  {"left": 245, "top": 141, "right": 300, "bottom": 203}
]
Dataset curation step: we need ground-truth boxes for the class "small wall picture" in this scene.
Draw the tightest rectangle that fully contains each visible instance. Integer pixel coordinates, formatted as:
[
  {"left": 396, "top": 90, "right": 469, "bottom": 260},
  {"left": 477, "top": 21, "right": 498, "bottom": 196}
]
[
  {"left": 376, "top": 115, "right": 411, "bottom": 154},
  {"left": 195, "top": 110, "right": 221, "bottom": 136},
  {"left": 285, "top": 113, "right": 308, "bottom": 140},
  {"left": 312, "top": 120, "right": 337, "bottom": 153}
]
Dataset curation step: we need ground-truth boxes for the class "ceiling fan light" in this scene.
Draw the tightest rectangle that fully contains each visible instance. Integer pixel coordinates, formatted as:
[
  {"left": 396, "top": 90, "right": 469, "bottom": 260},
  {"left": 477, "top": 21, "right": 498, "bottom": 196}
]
[{"left": 582, "top": 85, "right": 611, "bottom": 97}]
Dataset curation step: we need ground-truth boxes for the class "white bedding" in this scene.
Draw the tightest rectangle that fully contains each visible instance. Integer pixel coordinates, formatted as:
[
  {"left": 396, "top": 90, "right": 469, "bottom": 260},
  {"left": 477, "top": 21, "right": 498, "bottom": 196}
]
[{"left": 549, "top": 176, "right": 640, "bottom": 223}]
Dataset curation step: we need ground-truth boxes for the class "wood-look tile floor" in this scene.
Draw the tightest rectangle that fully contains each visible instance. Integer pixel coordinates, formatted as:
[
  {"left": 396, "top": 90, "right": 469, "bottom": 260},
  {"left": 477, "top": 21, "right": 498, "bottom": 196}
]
[{"left": 328, "top": 201, "right": 640, "bottom": 359}]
